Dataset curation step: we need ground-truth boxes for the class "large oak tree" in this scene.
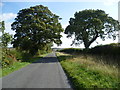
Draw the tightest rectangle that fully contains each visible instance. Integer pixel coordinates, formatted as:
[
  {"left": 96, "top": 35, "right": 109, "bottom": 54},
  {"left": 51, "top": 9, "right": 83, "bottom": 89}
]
[
  {"left": 65, "top": 9, "right": 120, "bottom": 49},
  {"left": 11, "top": 5, "right": 63, "bottom": 55}
]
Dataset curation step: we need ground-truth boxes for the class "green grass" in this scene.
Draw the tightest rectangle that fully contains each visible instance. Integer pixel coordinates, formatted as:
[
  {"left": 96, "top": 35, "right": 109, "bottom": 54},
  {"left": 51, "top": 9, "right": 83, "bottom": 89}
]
[
  {"left": 1, "top": 61, "right": 29, "bottom": 77},
  {"left": 56, "top": 52, "right": 119, "bottom": 89},
  {"left": 0, "top": 69, "right": 2, "bottom": 77},
  {"left": 0, "top": 48, "right": 2, "bottom": 59},
  {"left": 0, "top": 53, "right": 48, "bottom": 77}
]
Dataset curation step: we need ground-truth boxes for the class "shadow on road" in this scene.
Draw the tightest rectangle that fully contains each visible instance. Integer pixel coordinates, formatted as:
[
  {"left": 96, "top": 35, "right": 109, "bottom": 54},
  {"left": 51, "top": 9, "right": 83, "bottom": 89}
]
[{"left": 32, "top": 57, "right": 58, "bottom": 64}]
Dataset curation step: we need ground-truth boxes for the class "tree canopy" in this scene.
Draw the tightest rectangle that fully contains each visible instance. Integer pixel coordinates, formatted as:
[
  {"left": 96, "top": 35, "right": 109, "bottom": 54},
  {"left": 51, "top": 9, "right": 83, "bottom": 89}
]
[
  {"left": 11, "top": 5, "right": 63, "bottom": 55},
  {"left": 65, "top": 9, "right": 120, "bottom": 49}
]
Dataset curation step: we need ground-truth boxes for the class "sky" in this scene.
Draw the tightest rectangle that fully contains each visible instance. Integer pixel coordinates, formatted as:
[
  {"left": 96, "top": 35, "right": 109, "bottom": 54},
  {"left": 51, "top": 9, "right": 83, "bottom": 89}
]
[{"left": 0, "top": 0, "right": 120, "bottom": 48}]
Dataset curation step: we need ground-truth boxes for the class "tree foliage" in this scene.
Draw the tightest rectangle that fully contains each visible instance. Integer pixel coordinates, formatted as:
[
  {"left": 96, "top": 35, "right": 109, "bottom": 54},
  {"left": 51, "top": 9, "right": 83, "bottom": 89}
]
[
  {"left": 2, "top": 33, "right": 12, "bottom": 48},
  {"left": 0, "top": 21, "right": 13, "bottom": 67},
  {"left": 11, "top": 5, "right": 63, "bottom": 55},
  {"left": 0, "top": 21, "right": 5, "bottom": 33},
  {"left": 0, "top": 21, "right": 12, "bottom": 48},
  {"left": 65, "top": 9, "right": 120, "bottom": 49}
]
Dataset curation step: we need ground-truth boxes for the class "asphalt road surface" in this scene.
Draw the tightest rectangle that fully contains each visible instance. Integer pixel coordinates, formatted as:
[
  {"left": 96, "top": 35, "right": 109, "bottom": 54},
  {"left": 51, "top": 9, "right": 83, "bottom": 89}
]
[{"left": 2, "top": 52, "right": 72, "bottom": 89}]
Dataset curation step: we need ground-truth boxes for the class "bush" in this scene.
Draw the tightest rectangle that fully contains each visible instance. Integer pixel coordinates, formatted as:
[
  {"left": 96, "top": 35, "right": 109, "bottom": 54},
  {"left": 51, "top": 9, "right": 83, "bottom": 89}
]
[
  {"left": 9, "top": 48, "right": 22, "bottom": 60},
  {"left": 58, "top": 43, "right": 120, "bottom": 66},
  {"left": 2, "top": 48, "right": 32, "bottom": 68},
  {"left": 89, "top": 43, "right": 120, "bottom": 55},
  {"left": 2, "top": 53, "right": 15, "bottom": 68}
]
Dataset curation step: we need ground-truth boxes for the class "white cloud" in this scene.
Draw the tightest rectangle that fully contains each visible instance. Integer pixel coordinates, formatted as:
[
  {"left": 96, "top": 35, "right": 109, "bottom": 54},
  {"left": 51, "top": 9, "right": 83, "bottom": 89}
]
[
  {"left": 62, "top": 23, "right": 68, "bottom": 29},
  {"left": 5, "top": 22, "right": 15, "bottom": 35},
  {"left": 103, "top": 0, "right": 119, "bottom": 6},
  {"left": 0, "top": 2, "right": 3, "bottom": 7},
  {"left": 0, "top": 13, "right": 17, "bottom": 22},
  {"left": 0, "top": 13, "right": 16, "bottom": 36}
]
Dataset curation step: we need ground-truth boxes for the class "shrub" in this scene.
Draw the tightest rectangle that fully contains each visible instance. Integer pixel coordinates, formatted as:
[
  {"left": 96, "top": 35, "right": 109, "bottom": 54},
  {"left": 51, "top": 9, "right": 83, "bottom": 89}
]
[{"left": 89, "top": 43, "right": 120, "bottom": 55}]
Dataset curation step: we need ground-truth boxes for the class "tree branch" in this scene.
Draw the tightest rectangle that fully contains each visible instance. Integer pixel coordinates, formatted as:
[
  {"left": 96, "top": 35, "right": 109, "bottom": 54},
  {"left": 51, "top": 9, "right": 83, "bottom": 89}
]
[{"left": 88, "top": 30, "right": 98, "bottom": 46}]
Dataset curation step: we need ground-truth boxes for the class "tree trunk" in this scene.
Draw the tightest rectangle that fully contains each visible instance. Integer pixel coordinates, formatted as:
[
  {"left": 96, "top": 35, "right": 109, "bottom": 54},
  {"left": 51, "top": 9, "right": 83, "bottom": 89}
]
[{"left": 84, "top": 30, "right": 99, "bottom": 50}]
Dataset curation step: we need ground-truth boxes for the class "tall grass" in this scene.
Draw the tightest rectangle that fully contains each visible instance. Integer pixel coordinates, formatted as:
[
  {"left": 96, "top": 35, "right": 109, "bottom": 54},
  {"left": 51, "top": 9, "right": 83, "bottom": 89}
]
[
  {"left": 56, "top": 51, "right": 119, "bottom": 89},
  {"left": 59, "top": 43, "right": 120, "bottom": 67}
]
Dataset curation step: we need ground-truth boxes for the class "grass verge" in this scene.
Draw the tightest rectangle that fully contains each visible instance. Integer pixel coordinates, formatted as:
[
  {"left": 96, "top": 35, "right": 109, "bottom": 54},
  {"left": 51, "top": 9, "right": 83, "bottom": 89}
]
[
  {"left": 0, "top": 53, "right": 48, "bottom": 78},
  {"left": 56, "top": 52, "right": 119, "bottom": 89}
]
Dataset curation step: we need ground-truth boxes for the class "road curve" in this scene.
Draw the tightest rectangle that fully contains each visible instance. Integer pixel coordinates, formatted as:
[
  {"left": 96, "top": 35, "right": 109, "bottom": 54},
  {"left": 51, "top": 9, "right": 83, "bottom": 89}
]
[{"left": 2, "top": 52, "right": 72, "bottom": 89}]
